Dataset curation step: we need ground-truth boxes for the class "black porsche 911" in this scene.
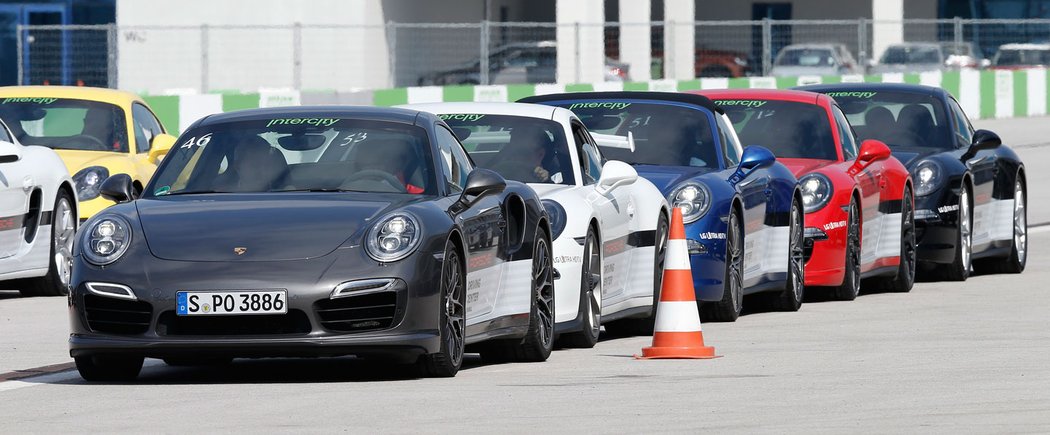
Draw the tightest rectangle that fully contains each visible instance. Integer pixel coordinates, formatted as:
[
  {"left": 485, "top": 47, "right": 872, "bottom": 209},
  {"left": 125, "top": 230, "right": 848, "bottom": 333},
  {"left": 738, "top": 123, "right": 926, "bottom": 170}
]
[
  {"left": 68, "top": 107, "right": 555, "bottom": 380},
  {"left": 798, "top": 83, "right": 1027, "bottom": 281}
]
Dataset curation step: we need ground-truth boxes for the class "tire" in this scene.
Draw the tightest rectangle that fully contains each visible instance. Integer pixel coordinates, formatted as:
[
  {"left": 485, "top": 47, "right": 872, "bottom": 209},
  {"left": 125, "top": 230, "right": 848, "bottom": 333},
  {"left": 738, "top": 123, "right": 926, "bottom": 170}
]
[
  {"left": 975, "top": 177, "right": 1027, "bottom": 274},
  {"left": 770, "top": 198, "right": 804, "bottom": 311},
  {"left": 832, "top": 200, "right": 861, "bottom": 301},
  {"left": 480, "top": 228, "right": 554, "bottom": 363},
  {"left": 75, "top": 355, "right": 144, "bottom": 382},
  {"left": 701, "top": 208, "right": 743, "bottom": 322},
  {"left": 417, "top": 239, "right": 466, "bottom": 377},
  {"left": 875, "top": 187, "right": 916, "bottom": 292},
  {"left": 938, "top": 185, "right": 972, "bottom": 281},
  {"left": 19, "top": 190, "right": 75, "bottom": 297},
  {"left": 558, "top": 226, "right": 602, "bottom": 348},
  {"left": 604, "top": 212, "right": 667, "bottom": 336}
]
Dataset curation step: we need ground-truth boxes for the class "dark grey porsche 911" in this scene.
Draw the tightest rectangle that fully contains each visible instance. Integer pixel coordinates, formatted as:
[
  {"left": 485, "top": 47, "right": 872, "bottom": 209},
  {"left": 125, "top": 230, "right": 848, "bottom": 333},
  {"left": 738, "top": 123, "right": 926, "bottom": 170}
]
[{"left": 68, "top": 106, "right": 554, "bottom": 380}]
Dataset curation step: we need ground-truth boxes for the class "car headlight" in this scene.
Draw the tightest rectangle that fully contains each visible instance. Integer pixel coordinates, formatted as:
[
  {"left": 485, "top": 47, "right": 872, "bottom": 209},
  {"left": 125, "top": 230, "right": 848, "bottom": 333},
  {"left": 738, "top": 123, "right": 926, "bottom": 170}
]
[
  {"left": 669, "top": 182, "right": 712, "bottom": 224},
  {"left": 72, "top": 166, "right": 110, "bottom": 201},
  {"left": 799, "top": 173, "right": 833, "bottom": 213},
  {"left": 913, "top": 160, "right": 943, "bottom": 197},
  {"left": 366, "top": 212, "right": 422, "bottom": 263},
  {"left": 83, "top": 216, "right": 132, "bottom": 265},
  {"left": 542, "top": 200, "right": 567, "bottom": 240}
]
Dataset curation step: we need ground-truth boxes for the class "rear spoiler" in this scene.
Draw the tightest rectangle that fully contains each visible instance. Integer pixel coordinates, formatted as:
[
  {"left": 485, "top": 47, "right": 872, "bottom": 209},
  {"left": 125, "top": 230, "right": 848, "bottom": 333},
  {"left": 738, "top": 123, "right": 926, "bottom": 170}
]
[{"left": 590, "top": 132, "right": 635, "bottom": 152}]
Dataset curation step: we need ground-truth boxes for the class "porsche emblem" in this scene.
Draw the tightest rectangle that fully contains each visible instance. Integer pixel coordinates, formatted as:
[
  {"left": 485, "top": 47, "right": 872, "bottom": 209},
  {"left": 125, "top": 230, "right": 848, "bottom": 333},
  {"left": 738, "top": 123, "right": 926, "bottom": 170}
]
[{"left": 233, "top": 247, "right": 247, "bottom": 255}]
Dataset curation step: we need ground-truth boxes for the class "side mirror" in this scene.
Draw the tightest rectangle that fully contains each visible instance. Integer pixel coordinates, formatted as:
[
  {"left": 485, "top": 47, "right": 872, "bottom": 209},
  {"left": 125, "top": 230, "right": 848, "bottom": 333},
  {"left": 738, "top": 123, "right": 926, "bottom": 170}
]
[
  {"left": 729, "top": 146, "right": 776, "bottom": 184},
  {"left": 850, "top": 139, "right": 892, "bottom": 175},
  {"left": 100, "top": 173, "right": 136, "bottom": 203},
  {"left": 595, "top": 160, "right": 638, "bottom": 194},
  {"left": 147, "top": 133, "right": 177, "bottom": 165},
  {"left": 970, "top": 129, "right": 1001, "bottom": 151},
  {"left": 458, "top": 168, "right": 507, "bottom": 206},
  {"left": 0, "top": 140, "right": 21, "bottom": 164}
]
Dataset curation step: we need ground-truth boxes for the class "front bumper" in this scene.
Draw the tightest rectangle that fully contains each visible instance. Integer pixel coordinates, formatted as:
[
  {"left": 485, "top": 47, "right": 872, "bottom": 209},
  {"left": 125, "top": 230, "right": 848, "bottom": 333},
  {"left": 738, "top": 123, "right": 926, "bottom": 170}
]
[
  {"left": 912, "top": 192, "right": 961, "bottom": 264},
  {"left": 802, "top": 204, "right": 849, "bottom": 287},
  {"left": 68, "top": 246, "right": 444, "bottom": 360},
  {"left": 683, "top": 217, "right": 729, "bottom": 302}
]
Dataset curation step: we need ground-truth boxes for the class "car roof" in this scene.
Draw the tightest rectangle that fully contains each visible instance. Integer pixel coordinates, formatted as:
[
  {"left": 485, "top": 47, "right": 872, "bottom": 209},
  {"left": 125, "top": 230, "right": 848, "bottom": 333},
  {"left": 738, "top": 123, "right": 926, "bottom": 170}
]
[
  {"left": 998, "top": 43, "right": 1050, "bottom": 50},
  {"left": 691, "top": 88, "right": 829, "bottom": 106},
  {"left": 400, "top": 102, "right": 562, "bottom": 121},
  {"left": 520, "top": 91, "right": 724, "bottom": 114},
  {"left": 193, "top": 106, "right": 426, "bottom": 128},
  {"left": 0, "top": 86, "right": 144, "bottom": 104},
  {"left": 795, "top": 82, "right": 952, "bottom": 100},
  {"left": 780, "top": 43, "right": 843, "bottom": 51}
]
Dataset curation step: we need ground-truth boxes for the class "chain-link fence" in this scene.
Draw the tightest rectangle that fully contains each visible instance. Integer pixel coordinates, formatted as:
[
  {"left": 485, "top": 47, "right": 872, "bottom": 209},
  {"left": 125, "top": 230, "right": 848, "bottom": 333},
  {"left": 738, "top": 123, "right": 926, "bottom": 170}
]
[{"left": 17, "top": 18, "right": 1050, "bottom": 93}]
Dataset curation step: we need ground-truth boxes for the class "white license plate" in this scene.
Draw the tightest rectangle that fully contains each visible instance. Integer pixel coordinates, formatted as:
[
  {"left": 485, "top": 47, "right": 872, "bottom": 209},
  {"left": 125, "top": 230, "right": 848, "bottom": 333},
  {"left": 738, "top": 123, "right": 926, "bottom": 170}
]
[{"left": 176, "top": 291, "right": 287, "bottom": 316}]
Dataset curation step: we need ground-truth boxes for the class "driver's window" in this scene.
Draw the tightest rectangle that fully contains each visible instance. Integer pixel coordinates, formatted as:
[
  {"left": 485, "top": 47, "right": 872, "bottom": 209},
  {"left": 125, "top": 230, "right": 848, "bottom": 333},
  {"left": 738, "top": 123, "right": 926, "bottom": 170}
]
[
  {"left": 0, "top": 121, "right": 12, "bottom": 143},
  {"left": 132, "top": 103, "right": 163, "bottom": 153},
  {"left": 948, "top": 98, "right": 973, "bottom": 147},
  {"left": 571, "top": 123, "right": 599, "bottom": 185},
  {"left": 435, "top": 126, "right": 471, "bottom": 193},
  {"left": 832, "top": 106, "right": 859, "bottom": 160}
]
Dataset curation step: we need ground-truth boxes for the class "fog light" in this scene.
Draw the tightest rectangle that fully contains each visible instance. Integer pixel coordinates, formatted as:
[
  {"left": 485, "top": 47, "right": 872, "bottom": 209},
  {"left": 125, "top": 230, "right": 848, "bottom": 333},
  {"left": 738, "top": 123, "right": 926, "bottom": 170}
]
[
  {"left": 686, "top": 239, "right": 707, "bottom": 255},
  {"left": 804, "top": 227, "right": 828, "bottom": 241}
]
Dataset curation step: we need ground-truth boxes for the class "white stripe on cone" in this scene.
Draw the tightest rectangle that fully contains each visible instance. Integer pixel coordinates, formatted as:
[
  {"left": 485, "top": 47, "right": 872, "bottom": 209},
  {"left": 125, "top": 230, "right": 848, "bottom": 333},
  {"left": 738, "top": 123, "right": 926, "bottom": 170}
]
[
  {"left": 665, "top": 239, "right": 690, "bottom": 270},
  {"left": 653, "top": 301, "right": 703, "bottom": 332}
]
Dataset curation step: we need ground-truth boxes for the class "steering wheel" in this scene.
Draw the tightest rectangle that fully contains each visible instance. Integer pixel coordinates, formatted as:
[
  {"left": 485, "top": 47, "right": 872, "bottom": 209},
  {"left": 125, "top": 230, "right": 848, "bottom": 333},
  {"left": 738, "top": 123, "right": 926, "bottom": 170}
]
[
  {"left": 70, "top": 134, "right": 109, "bottom": 151},
  {"left": 879, "top": 131, "right": 926, "bottom": 148},
  {"left": 341, "top": 169, "right": 407, "bottom": 193}
]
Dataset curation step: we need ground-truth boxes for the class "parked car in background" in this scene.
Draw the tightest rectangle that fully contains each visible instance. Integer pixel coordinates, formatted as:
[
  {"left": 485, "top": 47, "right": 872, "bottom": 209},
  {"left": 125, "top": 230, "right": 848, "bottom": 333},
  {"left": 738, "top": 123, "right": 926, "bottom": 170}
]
[
  {"left": 695, "top": 48, "right": 752, "bottom": 78},
  {"left": 940, "top": 41, "right": 988, "bottom": 69},
  {"left": 990, "top": 43, "right": 1050, "bottom": 69},
  {"left": 871, "top": 42, "right": 946, "bottom": 74},
  {"left": 418, "top": 41, "right": 629, "bottom": 85},
  {"left": 770, "top": 43, "right": 862, "bottom": 77},
  {"left": 0, "top": 86, "right": 176, "bottom": 220},
  {"left": 0, "top": 118, "right": 77, "bottom": 297}
]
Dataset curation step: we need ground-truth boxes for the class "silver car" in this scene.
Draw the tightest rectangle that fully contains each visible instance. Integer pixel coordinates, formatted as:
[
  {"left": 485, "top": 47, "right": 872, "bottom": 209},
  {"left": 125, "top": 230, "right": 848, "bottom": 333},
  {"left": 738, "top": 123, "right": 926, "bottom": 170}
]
[
  {"left": 770, "top": 43, "right": 862, "bottom": 77},
  {"left": 870, "top": 42, "right": 945, "bottom": 74}
]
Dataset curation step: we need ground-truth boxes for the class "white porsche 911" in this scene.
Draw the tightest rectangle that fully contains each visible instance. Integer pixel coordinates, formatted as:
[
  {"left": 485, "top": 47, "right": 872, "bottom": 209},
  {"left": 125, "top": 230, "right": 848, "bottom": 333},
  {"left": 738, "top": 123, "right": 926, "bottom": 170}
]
[
  {"left": 0, "top": 118, "right": 77, "bottom": 296},
  {"left": 405, "top": 102, "right": 670, "bottom": 347}
]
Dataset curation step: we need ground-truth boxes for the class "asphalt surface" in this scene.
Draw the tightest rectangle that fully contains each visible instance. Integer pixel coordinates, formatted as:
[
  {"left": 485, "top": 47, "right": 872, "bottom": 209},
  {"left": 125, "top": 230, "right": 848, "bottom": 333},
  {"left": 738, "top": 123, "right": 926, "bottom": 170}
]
[{"left": 1, "top": 116, "right": 1048, "bottom": 433}]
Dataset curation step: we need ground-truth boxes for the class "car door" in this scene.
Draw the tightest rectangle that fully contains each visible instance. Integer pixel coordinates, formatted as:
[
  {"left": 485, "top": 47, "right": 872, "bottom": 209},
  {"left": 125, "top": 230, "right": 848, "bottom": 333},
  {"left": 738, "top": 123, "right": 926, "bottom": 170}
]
[
  {"left": 573, "top": 121, "right": 632, "bottom": 303},
  {"left": 720, "top": 113, "right": 769, "bottom": 284},
  {"left": 0, "top": 123, "right": 29, "bottom": 259},
  {"left": 948, "top": 97, "right": 996, "bottom": 247},
  {"left": 435, "top": 125, "right": 505, "bottom": 323}
]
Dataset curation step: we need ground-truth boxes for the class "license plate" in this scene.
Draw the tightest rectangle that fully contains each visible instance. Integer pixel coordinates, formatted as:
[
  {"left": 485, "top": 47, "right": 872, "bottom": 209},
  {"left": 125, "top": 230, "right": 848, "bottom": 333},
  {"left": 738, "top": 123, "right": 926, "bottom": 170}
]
[{"left": 176, "top": 290, "right": 287, "bottom": 316}]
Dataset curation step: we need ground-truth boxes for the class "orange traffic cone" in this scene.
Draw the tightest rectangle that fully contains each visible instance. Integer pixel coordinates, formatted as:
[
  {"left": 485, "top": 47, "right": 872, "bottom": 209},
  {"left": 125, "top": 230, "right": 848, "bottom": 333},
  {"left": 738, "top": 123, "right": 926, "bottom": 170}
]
[{"left": 636, "top": 207, "right": 719, "bottom": 359}]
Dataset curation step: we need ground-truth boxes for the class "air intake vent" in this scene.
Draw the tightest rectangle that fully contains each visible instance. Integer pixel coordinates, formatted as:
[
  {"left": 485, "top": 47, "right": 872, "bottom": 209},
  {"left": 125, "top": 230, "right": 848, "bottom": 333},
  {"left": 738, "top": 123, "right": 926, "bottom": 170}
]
[
  {"left": 84, "top": 295, "right": 152, "bottom": 334},
  {"left": 156, "top": 310, "right": 311, "bottom": 336},
  {"left": 315, "top": 291, "right": 400, "bottom": 333}
]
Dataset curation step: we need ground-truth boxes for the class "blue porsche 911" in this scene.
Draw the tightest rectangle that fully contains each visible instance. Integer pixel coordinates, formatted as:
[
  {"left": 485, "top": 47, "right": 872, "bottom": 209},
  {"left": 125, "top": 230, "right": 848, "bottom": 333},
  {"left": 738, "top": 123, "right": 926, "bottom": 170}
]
[{"left": 521, "top": 92, "right": 802, "bottom": 321}]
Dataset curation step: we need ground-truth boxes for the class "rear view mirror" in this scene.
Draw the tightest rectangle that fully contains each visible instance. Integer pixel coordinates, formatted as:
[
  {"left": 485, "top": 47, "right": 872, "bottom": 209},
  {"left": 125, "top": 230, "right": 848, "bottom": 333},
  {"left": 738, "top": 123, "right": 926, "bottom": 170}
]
[
  {"left": 450, "top": 127, "right": 473, "bottom": 141},
  {"left": 850, "top": 139, "right": 891, "bottom": 175},
  {"left": 970, "top": 129, "right": 1001, "bottom": 151},
  {"left": 458, "top": 168, "right": 507, "bottom": 208},
  {"left": 729, "top": 146, "right": 776, "bottom": 184},
  {"left": 100, "top": 173, "right": 135, "bottom": 203},
  {"left": 277, "top": 134, "right": 327, "bottom": 151},
  {"left": 148, "top": 133, "right": 176, "bottom": 164},
  {"left": 595, "top": 160, "right": 638, "bottom": 194}
]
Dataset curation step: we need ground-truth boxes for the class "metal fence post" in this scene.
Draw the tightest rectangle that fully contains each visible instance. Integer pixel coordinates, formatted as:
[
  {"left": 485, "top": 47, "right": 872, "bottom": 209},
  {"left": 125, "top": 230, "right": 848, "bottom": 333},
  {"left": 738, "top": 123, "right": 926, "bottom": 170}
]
[
  {"left": 574, "top": 22, "right": 581, "bottom": 83},
  {"left": 480, "top": 20, "right": 490, "bottom": 85},
  {"left": 762, "top": 18, "right": 772, "bottom": 76},
  {"left": 665, "top": 20, "right": 674, "bottom": 80},
  {"left": 858, "top": 18, "right": 868, "bottom": 66},
  {"left": 386, "top": 22, "right": 398, "bottom": 88},
  {"left": 200, "top": 24, "right": 209, "bottom": 93},
  {"left": 16, "top": 24, "right": 24, "bottom": 85},
  {"left": 293, "top": 22, "right": 302, "bottom": 91},
  {"left": 953, "top": 16, "right": 963, "bottom": 46},
  {"left": 106, "top": 23, "right": 118, "bottom": 89}
]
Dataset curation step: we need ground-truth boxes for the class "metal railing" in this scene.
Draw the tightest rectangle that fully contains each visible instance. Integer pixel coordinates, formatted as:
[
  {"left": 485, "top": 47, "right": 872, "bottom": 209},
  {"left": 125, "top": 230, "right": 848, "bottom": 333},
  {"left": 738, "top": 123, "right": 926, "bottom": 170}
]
[{"left": 16, "top": 18, "right": 1050, "bottom": 94}]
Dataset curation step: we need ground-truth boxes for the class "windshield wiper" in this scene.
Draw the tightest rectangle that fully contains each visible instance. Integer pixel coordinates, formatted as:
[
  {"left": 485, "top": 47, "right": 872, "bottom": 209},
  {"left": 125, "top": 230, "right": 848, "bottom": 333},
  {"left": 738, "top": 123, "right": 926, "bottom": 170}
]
[
  {"left": 160, "top": 189, "right": 227, "bottom": 196},
  {"left": 275, "top": 188, "right": 366, "bottom": 193}
]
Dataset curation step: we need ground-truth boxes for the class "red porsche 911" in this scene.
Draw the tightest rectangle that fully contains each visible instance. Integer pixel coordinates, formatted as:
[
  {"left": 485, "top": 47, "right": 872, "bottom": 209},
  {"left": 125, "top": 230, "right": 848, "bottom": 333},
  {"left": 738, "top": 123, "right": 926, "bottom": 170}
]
[{"left": 696, "top": 89, "right": 915, "bottom": 300}]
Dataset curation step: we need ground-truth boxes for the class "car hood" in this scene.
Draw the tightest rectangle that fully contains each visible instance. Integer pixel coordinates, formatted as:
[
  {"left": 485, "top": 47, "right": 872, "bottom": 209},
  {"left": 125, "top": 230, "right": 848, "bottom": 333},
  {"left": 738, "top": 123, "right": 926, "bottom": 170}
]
[
  {"left": 134, "top": 194, "right": 415, "bottom": 262},
  {"left": 49, "top": 149, "right": 131, "bottom": 175},
  {"left": 634, "top": 165, "right": 719, "bottom": 194},
  {"left": 777, "top": 158, "right": 838, "bottom": 178}
]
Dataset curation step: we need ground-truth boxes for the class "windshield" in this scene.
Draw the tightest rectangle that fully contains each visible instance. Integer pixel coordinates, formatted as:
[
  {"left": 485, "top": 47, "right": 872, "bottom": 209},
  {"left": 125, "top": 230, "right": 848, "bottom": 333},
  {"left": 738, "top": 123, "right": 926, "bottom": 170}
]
[
  {"left": 880, "top": 45, "right": 942, "bottom": 64},
  {"left": 0, "top": 98, "right": 129, "bottom": 152},
  {"left": 715, "top": 100, "right": 837, "bottom": 160},
  {"left": 546, "top": 100, "right": 718, "bottom": 168},
  {"left": 441, "top": 114, "right": 573, "bottom": 185},
  {"left": 147, "top": 117, "right": 435, "bottom": 197},
  {"left": 827, "top": 91, "right": 951, "bottom": 150},
  {"left": 775, "top": 48, "right": 835, "bottom": 67},
  {"left": 994, "top": 48, "right": 1050, "bottom": 66}
]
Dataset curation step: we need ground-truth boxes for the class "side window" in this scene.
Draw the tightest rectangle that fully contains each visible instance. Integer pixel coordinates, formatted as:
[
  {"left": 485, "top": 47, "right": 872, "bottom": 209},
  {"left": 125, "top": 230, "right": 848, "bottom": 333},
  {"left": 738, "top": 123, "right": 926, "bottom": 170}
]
[
  {"left": 435, "top": 126, "right": 472, "bottom": 193},
  {"left": 571, "top": 123, "right": 601, "bottom": 184},
  {"left": 831, "top": 106, "right": 859, "bottom": 160},
  {"left": 132, "top": 103, "right": 164, "bottom": 153},
  {"left": 0, "top": 121, "right": 12, "bottom": 143},
  {"left": 948, "top": 97, "right": 974, "bottom": 147},
  {"left": 715, "top": 114, "right": 742, "bottom": 166}
]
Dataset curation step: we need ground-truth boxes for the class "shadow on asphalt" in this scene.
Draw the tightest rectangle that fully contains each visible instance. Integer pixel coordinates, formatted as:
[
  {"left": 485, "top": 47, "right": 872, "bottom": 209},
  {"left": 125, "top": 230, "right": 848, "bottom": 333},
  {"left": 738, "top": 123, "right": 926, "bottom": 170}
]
[{"left": 0, "top": 290, "right": 23, "bottom": 300}]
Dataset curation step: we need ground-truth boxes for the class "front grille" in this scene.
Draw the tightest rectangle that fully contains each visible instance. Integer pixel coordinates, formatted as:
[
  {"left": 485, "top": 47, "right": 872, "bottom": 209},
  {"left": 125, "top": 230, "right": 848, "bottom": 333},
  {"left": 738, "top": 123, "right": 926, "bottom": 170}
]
[
  {"left": 156, "top": 310, "right": 311, "bottom": 336},
  {"left": 84, "top": 295, "right": 153, "bottom": 334},
  {"left": 315, "top": 291, "right": 399, "bottom": 333}
]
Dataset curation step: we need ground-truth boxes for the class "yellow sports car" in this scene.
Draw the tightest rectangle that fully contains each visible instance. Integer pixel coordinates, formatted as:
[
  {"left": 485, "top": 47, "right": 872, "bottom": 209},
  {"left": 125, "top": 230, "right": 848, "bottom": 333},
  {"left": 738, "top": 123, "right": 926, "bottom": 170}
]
[{"left": 0, "top": 86, "right": 176, "bottom": 219}]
